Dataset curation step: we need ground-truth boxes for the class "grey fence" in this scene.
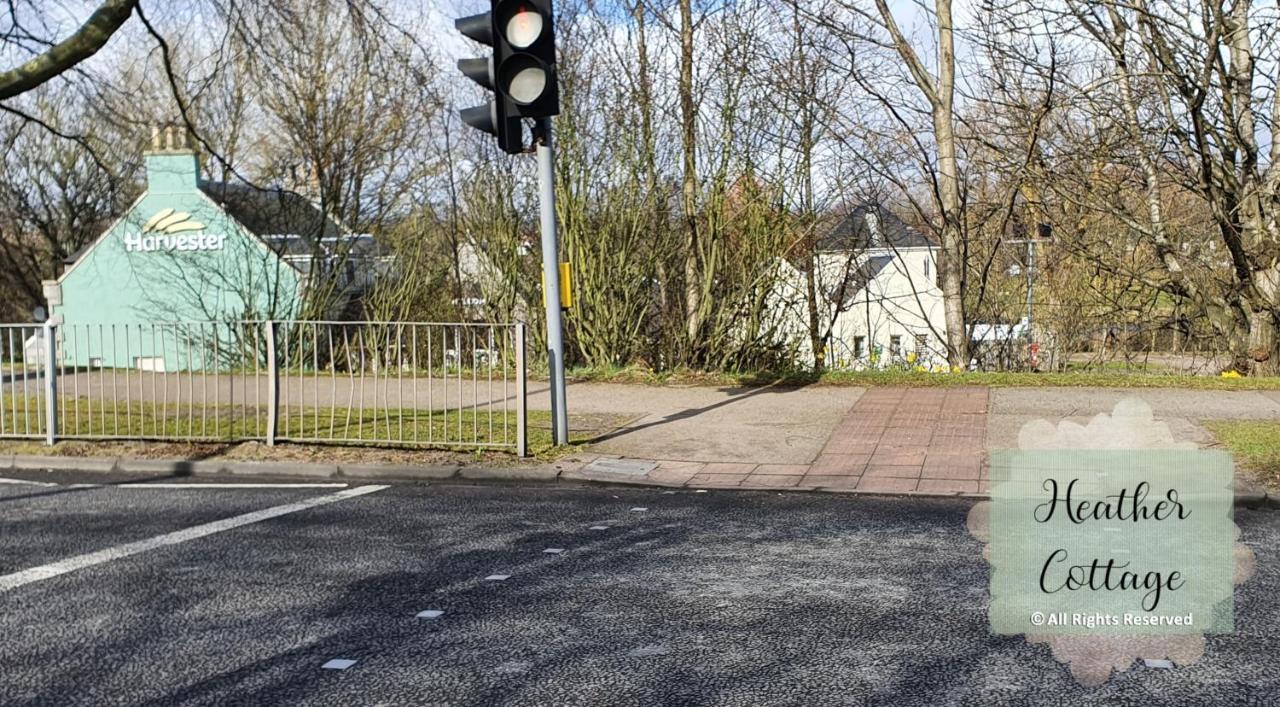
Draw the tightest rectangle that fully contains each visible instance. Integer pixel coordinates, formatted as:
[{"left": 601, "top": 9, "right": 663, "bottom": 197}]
[{"left": 0, "top": 321, "right": 528, "bottom": 456}]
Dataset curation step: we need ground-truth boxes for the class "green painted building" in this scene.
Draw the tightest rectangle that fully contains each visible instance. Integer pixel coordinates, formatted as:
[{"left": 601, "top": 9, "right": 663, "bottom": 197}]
[{"left": 46, "top": 132, "right": 331, "bottom": 371}]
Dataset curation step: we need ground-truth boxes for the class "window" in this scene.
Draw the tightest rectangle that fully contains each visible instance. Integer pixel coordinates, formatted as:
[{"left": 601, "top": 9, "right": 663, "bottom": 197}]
[
  {"left": 889, "top": 335, "right": 902, "bottom": 358},
  {"left": 923, "top": 257, "right": 930, "bottom": 278},
  {"left": 853, "top": 336, "right": 866, "bottom": 359},
  {"left": 134, "top": 356, "right": 165, "bottom": 372},
  {"left": 916, "top": 334, "right": 928, "bottom": 351}
]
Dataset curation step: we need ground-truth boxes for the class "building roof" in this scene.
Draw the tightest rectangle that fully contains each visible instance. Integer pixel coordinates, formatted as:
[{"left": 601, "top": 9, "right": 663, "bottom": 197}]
[
  {"left": 64, "top": 243, "right": 92, "bottom": 265},
  {"left": 198, "top": 181, "right": 345, "bottom": 245},
  {"left": 824, "top": 254, "right": 895, "bottom": 306},
  {"left": 817, "top": 203, "right": 935, "bottom": 252},
  {"left": 63, "top": 182, "right": 380, "bottom": 267}
]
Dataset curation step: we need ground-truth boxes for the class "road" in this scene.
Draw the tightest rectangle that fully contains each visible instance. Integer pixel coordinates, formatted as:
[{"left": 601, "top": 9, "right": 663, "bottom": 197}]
[{"left": 1, "top": 473, "right": 1278, "bottom": 705}]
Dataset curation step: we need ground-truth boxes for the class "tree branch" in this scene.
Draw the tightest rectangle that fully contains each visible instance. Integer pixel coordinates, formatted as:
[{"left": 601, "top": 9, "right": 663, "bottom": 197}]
[{"left": 0, "top": 0, "right": 138, "bottom": 100}]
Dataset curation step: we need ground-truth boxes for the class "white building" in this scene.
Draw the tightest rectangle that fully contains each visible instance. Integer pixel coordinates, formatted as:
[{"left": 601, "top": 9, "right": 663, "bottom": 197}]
[{"left": 773, "top": 203, "right": 947, "bottom": 370}]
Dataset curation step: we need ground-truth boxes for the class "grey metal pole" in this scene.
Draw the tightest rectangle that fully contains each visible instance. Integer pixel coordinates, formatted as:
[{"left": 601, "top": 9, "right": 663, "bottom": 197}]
[
  {"left": 1025, "top": 240, "right": 1035, "bottom": 344},
  {"left": 43, "top": 321, "right": 57, "bottom": 445},
  {"left": 535, "top": 119, "right": 569, "bottom": 445},
  {"left": 514, "top": 321, "right": 528, "bottom": 457},
  {"left": 265, "top": 321, "right": 278, "bottom": 446}
]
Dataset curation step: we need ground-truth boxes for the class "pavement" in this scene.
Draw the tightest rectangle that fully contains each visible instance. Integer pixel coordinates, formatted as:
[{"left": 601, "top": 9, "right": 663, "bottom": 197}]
[
  {"left": 563, "top": 385, "right": 1279, "bottom": 498},
  {"left": 5, "top": 383, "right": 1279, "bottom": 501},
  {"left": 2, "top": 477, "right": 1279, "bottom": 704},
  {"left": 570, "top": 383, "right": 865, "bottom": 464}
]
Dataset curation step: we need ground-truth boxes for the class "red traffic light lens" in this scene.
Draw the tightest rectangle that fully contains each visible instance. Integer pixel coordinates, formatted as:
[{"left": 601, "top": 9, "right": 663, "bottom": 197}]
[{"left": 503, "top": 5, "right": 543, "bottom": 48}]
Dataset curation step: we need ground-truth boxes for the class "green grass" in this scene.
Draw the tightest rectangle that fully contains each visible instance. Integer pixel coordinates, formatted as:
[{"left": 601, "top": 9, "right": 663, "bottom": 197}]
[
  {"left": 1204, "top": 420, "right": 1280, "bottom": 487},
  {"left": 0, "top": 395, "right": 608, "bottom": 459},
  {"left": 558, "top": 364, "right": 1280, "bottom": 390},
  {"left": 1061, "top": 360, "right": 1178, "bottom": 373}
]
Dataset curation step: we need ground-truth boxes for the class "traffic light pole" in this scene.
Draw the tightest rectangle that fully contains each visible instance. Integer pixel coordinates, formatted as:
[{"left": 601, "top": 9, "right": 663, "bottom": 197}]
[{"left": 535, "top": 118, "right": 569, "bottom": 445}]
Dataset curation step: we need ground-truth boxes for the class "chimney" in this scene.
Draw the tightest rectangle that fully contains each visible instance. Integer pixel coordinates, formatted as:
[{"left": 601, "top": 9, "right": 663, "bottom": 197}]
[{"left": 143, "top": 123, "right": 200, "bottom": 194}]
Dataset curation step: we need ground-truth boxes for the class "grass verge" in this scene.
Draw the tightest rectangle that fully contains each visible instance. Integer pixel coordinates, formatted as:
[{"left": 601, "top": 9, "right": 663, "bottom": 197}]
[
  {"left": 0, "top": 395, "right": 625, "bottom": 464},
  {"left": 1204, "top": 420, "right": 1280, "bottom": 488}
]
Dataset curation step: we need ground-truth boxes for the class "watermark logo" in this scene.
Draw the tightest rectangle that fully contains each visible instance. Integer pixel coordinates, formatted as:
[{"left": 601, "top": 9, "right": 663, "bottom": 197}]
[
  {"left": 989, "top": 449, "right": 1234, "bottom": 636},
  {"left": 967, "top": 399, "right": 1256, "bottom": 686}
]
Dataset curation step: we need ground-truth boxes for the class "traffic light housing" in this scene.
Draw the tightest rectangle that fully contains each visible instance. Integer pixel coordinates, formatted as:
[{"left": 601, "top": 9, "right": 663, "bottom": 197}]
[
  {"left": 493, "top": 0, "right": 559, "bottom": 119},
  {"left": 456, "top": 0, "right": 560, "bottom": 154}
]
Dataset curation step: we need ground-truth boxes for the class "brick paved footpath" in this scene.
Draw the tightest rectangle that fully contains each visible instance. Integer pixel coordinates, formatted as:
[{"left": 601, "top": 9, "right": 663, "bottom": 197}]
[{"left": 569, "top": 386, "right": 990, "bottom": 495}]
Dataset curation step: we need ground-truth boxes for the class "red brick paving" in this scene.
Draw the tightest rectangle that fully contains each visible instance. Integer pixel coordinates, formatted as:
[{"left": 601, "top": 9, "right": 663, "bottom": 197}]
[
  {"left": 754, "top": 463, "right": 810, "bottom": 476},
  {"left": 799, "top": 474, "right": 861, "bottom": 489},
  {"left": 797, "top": 386, "right": 989, "bottom": 494},
  {"left": 577, "top": 386, "right": 991, "bottom": 496},
  {"left": 855, "top": 476, "right": 919, "bottom": 493},
  {"left": 689, "top": 472, "right": 749, "bottom": 487},
  {"left": 742, "top": 474, "right": 802, "bottom": 487},
  {"left": 701, "top": 462, "right": 757, "bottom": 475}
]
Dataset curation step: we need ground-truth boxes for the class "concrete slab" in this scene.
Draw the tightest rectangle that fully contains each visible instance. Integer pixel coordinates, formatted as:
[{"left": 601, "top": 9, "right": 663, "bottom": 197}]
[
  {"left": 13, "top": 455, "right": 118, "bottom": 472},
  {"left": 990, "top": 387, "right": 1280, "bottom": 420},
  {"left": 339, "top": 463, "right": 459, "bottom": 480},
  {"left": 223, "top": 460, "right": 338, "bottom": 478},
  {"left": 986, "top": 413, "right": 1217, "bottom": 451},
  {"left": 582, "top": 458, "right": 657, "bottom": 476},
  {"left": 586, "top": 385, "right": 864, "bottom": 464},
  {"left": 985, "top": 389, "right": 1244, "bottom": 453}
]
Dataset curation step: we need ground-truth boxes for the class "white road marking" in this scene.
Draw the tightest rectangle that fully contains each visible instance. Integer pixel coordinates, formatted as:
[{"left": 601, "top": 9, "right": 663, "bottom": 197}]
[
  {"left": 543, "top": 548, "right": 565, "bottom": 554},
  {"left": 321, "top": 659, "right": 358, "bottom": 670},
  {"left": 484, "top": 574, "right": 511, "bottom": 581},
  {"left": 416, "top": 610, "right": 445, "bottom": 619},
  {"left": 0, "top": 485, "right": 388, "bottom": 593},
  {"left": 0, "top": 477, "right": 57, "bottom": 487},
  {"left": 119, "top": 483, "right": 349, "bottom": 489}
]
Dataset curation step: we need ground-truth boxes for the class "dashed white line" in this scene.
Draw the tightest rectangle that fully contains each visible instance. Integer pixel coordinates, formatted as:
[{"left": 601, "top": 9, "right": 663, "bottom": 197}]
[
  {"left": 0, "top": 484, "right": 388, "bottom": 592},
  {"left": 0, "top": 477, "right": 57, "bottom": 487}
]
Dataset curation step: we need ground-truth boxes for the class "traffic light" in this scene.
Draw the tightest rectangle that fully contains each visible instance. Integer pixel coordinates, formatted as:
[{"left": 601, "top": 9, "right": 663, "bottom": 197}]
[{"left": 456, "top": 0, "right": 560, "bottom": 154}]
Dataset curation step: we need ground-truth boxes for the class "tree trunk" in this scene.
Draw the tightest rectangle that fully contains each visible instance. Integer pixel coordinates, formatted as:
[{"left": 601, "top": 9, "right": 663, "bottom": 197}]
[
  {"left": 933, "top": 0, "right": 968, "bottom": 368},
  {"left": 678, "top": 0, "right": 701, "bottom": 353},
  {"left": 874, "top": 0, "right": 969, "bottom": 368}
]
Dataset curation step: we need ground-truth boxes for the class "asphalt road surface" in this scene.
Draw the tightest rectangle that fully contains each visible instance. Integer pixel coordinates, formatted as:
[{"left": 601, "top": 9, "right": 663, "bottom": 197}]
[{"left": 1, "top": 473, "right": 1278, "bottom": 706}]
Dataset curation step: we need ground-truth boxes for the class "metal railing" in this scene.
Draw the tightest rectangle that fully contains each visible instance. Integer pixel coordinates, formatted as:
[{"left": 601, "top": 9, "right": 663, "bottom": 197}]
[{"left": 0, "top": 320, "right": 528, "bottom": 455}]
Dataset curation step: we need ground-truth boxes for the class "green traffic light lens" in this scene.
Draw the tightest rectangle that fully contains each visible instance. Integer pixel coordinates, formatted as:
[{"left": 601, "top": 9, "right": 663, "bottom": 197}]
[
  {"left": 507, "top": 66, "right": 547, "bottom": 104},
  {"left": 499, "top": 54, "right": 549, "bottom": 105}
]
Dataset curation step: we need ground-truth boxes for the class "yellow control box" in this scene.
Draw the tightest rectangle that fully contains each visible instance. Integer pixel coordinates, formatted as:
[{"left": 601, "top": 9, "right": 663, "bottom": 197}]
[{"left": 541, "top": 262, "right": 572, "bottom": 309}]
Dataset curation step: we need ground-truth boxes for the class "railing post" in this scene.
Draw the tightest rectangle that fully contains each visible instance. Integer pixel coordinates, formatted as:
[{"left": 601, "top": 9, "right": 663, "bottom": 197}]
[
  {"left": 515, "top": 322, "right": 527, "bottom": 457},
  {"left": 43, "top": 321, "right": 57, "bottom": 445},
  {"left": 265, "top": 321, "right": 278, "bottom": 446}
]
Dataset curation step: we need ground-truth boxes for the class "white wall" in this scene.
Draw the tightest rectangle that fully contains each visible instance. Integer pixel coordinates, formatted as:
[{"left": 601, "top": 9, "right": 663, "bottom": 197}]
[{"left": 771, "top": 247, "right": 947, "bottom": 370}]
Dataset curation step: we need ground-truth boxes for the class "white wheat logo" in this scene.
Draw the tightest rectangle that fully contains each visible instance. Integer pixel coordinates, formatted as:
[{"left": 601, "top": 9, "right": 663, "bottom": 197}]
[
  {"left": 124, "top": 209, "right": 224, "bottom": 252},
  {"left": 142, "top": 208, "right": 205, "bottom": 234}
]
